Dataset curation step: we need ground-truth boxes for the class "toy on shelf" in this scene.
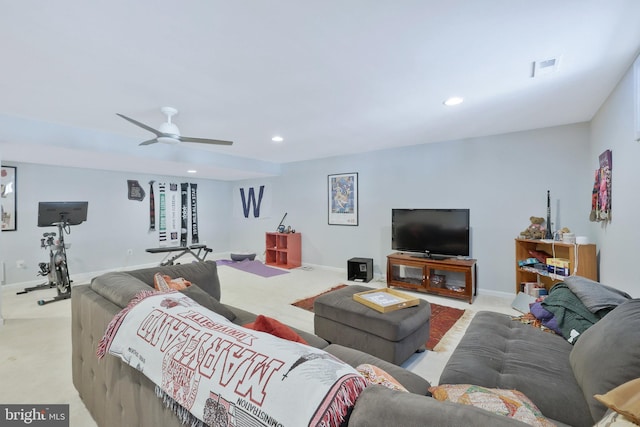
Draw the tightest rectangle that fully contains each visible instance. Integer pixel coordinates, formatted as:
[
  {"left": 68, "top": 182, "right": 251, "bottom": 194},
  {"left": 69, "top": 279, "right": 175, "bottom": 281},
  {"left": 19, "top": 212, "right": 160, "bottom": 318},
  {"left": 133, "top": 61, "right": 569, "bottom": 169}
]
[{"left": 519, "top": 216, "right": 547, "bottom": 240}]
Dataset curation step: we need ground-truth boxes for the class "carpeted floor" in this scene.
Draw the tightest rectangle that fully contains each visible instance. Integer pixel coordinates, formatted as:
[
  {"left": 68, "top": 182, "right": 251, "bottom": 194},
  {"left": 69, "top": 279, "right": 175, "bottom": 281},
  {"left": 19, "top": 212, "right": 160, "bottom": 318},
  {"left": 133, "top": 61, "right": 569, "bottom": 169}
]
[
  {"left": 291, "top": 284, "right": 467, "bottom": 351},
  {"left": 0, "top": 261, "right": 519, "bottom": 426}
]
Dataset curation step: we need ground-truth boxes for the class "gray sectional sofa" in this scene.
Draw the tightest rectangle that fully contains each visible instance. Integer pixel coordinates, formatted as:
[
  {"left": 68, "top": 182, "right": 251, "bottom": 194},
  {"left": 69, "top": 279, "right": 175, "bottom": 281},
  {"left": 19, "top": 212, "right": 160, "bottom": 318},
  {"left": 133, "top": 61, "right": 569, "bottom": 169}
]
[
  {"left": 71, "top": 261, "right": 639, "bottom": 426},
  {"left": 72, "top": 261, "right": 438, "bottom": 427},
  {"left": 440, "top": 300, "right": 640, "bottom": 427}
]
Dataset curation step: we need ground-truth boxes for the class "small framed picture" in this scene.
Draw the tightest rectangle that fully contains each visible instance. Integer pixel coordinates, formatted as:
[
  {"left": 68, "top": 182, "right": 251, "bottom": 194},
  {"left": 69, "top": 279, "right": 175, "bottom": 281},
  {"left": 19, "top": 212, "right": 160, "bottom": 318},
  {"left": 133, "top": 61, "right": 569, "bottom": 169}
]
[
  {"left": 328, "top": 172, "right": 358, "bottom": 226},
  {"left": 1, "top": 165, "right": 17, "bottom": 231}
]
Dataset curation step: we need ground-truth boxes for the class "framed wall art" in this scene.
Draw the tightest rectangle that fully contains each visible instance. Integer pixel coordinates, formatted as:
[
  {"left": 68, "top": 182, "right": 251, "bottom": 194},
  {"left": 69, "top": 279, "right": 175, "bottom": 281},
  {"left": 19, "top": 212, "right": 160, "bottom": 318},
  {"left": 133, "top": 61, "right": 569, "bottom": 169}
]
[
  {"left": 328, "top": 172, "right": 358, "bottom": 226},
  {"left": 635, "top": 54, "right": 640, "bottom": 141},
  {"left": 1, "top": 165, "right": 17, "bottom": 231}
]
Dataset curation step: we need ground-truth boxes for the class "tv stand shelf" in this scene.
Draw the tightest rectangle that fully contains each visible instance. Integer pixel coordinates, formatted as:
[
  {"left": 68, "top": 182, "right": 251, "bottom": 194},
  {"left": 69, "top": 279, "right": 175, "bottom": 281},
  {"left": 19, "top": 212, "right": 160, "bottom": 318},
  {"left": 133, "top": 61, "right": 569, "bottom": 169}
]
[{"left": 386, "top": 252, "right": 477, "bottom": 304}]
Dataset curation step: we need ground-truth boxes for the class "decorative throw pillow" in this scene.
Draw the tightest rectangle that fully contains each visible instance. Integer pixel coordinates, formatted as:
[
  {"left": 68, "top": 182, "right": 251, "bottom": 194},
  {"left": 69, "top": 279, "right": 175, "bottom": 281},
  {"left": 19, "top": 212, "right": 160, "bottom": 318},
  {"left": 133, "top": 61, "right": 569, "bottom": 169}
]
[
  {"left": 356, "top": 364, "right": 408, "bottom": 392},
  {"left": 429, "top": 384, "right": 555, "bottom": 427},
  {"left": 594, "top": 378, "right": 640, "bottom": 425},
  {"left": 154, "top": 273, "right": 191, "bottom": 291},
  {"left": 244, "top": 315, "right": 308, "bottom": 344}
]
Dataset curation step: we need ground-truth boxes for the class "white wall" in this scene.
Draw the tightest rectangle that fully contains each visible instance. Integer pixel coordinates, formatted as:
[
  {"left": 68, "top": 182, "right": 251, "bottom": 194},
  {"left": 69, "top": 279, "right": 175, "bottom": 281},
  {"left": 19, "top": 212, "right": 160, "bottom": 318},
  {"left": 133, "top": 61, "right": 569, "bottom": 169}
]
[
  {"left": 3, "top": 120, "right": 622, "bottom": 297},
  {"left": 0, "top": 163, "right": 232, "bottom": 285},
  {"left": 230, "top": 123, "right": 592, "bottom": 295},
  {"left": 589, "top": 59, "right": 640, "bottom": 296}
]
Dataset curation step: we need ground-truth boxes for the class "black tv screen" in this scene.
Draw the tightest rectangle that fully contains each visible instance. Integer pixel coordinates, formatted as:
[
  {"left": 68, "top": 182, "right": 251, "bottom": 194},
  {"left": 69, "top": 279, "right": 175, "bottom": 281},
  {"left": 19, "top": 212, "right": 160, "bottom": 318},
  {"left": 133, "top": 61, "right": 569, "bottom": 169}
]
[
  {"left": 38, "top": 201, "right": 88, "bottom": 227},
  {"left": 391, "top": 208, "right": 470, "bottom": 258}
]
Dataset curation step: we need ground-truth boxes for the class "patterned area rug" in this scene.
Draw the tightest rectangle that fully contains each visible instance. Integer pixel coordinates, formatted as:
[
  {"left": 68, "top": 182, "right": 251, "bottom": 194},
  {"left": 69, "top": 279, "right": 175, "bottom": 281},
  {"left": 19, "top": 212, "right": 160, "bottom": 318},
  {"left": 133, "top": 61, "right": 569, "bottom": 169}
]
[{"left": 291, "top": 284, "right": 469, "bottom": 351}]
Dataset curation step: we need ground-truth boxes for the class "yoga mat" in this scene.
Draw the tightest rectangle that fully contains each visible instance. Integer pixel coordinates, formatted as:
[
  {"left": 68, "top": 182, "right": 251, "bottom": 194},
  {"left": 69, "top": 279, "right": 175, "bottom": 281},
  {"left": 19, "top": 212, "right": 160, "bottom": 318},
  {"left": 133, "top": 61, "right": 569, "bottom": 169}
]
[{"left": 216, "top": 259, "right": 289, "bottom": 278}]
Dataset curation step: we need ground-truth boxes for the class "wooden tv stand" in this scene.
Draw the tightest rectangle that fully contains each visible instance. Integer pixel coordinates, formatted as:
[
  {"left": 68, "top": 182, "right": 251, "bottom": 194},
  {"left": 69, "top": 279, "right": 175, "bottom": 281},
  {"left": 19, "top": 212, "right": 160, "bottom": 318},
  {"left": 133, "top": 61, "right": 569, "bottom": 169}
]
[{"left": 386, "top": 252, "right": 477, "bottom": 304}]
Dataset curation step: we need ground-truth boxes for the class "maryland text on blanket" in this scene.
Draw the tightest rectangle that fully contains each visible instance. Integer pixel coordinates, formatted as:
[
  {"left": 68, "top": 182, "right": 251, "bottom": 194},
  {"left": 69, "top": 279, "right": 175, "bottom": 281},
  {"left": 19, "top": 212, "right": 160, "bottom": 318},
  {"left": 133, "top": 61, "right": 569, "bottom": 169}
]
[{"left": 97, "top": 291, "right": 366, "bottom": 427}]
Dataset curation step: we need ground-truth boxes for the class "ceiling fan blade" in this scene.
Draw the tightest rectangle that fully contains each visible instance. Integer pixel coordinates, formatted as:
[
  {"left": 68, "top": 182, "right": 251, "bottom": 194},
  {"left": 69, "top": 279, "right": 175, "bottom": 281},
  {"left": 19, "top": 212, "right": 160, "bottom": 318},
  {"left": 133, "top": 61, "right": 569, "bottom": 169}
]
[
  {"left": 139, "top": 138, "right": 159, "bottom": 146},
  {"left": 116, "top": 113, "right": 163, "bottom": 137},
  {"left": 180, "top": 136, "right": 234, "bottom": 146}
]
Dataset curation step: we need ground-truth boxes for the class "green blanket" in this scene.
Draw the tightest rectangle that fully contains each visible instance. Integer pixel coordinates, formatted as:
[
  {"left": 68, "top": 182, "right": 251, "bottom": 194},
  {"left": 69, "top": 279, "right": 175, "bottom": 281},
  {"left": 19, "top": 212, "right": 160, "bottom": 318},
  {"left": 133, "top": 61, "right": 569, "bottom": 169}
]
[{"left": 541, "top": 283, "right": 606, "bottom": 343}]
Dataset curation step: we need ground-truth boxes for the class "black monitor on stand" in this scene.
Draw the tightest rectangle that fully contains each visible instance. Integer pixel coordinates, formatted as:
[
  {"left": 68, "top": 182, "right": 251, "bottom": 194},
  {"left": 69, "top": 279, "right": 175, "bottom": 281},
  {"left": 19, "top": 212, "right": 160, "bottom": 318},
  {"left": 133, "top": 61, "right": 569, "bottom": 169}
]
[{"left": 37, "top": 201, "right": 88, "bottom": 227}]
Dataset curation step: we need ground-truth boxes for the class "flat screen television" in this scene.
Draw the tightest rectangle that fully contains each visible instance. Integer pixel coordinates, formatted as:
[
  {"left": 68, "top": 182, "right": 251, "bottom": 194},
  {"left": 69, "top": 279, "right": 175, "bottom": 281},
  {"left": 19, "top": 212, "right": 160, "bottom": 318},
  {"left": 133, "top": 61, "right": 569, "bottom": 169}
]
[
  {"left": 391, "top": 208, "right": 470, "bottom": 259},
  {"left": 38, "top": 201, "right": 88, "bottom": 227}
]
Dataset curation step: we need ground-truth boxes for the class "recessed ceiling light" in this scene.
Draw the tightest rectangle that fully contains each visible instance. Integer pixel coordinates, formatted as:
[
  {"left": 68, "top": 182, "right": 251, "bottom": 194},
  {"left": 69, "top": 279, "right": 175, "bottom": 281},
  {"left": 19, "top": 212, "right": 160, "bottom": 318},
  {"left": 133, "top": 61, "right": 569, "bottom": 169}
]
[
  {"left": 187, "top": 169, "right": 197, "bottom": 174},
  {"left": 271, "top": 136, "right": 284, "bottom": 142},
  {"left": 443, "top": 97, "right": 464, "bottom": 106}
]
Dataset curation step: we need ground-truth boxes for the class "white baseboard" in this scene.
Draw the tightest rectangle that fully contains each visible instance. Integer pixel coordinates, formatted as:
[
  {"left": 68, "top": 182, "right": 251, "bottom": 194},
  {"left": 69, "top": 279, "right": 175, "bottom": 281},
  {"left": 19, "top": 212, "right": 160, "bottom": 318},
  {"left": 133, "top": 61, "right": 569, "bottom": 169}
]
[
  {"left": 2, "top": 251, "right": 232, "bottom": 292},
  {"left": 476, "top": 288, "right": 516, "bottom": 299},
  {"left": 2, "top": 257, "right": 517, "bottom": 299}
]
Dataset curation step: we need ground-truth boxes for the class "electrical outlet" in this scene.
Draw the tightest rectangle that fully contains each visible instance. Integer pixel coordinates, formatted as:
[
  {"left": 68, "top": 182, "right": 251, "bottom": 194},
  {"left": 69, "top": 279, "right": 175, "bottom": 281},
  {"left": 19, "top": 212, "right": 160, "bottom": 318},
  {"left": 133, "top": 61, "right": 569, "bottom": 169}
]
[
  {"left": 126, "top": 249, "right": 133, "bottom": 256},
  {"left": 16, "top": 260, "right": 25, "bottom": 269}
]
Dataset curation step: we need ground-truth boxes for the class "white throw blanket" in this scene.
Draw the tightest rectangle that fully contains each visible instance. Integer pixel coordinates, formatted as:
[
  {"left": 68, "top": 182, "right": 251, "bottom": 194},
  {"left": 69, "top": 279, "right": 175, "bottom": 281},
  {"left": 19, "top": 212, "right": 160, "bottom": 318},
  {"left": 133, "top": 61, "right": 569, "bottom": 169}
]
[{"left": 98, "top": 291, "right": 366, "bottom": 427}]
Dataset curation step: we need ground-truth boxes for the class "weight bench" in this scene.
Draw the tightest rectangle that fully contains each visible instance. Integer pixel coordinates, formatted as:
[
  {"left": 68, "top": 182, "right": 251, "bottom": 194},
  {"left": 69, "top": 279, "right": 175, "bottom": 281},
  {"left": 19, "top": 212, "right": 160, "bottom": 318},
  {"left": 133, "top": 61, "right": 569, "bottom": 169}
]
[{"left": 145, "top": 244, "right": 212, "bottom": 266}]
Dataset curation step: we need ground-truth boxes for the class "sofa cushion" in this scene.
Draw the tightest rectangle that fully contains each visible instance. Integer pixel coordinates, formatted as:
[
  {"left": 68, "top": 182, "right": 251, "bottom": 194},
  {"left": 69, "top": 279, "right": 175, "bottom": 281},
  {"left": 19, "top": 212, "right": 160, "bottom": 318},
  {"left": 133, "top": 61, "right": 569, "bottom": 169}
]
[
  {"left": 429, "top": 384, "right": 555, "bottom": 427},
  {"left": 126, "top": 260, "right": 221, "bottom": 300},
  {"left": 570, "top": 299, "right": 640, "bottom": 423},
  {"left": 91, "top": 272, "right": 150, "bottom": 308},
  {"left": 562, "top": 276, "right": 631, "bottom": 313},
  {"left": 440, "top": 311, "right": 592, "bottom": 427},
  {"left": 348, "top": 385, "right": 533, "bottom": 427}
]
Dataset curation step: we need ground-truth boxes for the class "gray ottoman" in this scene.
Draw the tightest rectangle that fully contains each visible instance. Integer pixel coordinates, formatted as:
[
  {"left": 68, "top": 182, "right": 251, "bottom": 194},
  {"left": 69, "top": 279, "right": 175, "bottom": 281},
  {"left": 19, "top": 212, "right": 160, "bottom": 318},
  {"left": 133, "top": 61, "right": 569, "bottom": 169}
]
[{"left": 313, "top": 285, "right": 430, "bottom": 365}]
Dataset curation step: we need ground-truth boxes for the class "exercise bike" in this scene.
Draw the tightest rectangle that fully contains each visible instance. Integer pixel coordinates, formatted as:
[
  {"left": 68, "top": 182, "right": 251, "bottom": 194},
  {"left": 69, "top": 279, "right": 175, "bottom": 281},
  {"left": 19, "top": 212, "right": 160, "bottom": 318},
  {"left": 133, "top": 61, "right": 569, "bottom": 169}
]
[
  {"left": 37, "top": 225, "right": 72, "bottom": 305},
  {"left": 17, "top": 226, "right": 72, "bottom": 305},
  {"left": 17, "top": 201, "right": 88, "bottom": 305}
]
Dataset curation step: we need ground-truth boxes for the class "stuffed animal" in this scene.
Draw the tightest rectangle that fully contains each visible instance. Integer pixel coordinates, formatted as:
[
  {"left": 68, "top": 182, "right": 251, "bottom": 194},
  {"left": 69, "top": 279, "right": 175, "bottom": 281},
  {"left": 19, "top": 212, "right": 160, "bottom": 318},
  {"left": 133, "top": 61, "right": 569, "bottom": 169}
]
[{"left": 520, "top": 216, "right": 547, "bottom": 240}]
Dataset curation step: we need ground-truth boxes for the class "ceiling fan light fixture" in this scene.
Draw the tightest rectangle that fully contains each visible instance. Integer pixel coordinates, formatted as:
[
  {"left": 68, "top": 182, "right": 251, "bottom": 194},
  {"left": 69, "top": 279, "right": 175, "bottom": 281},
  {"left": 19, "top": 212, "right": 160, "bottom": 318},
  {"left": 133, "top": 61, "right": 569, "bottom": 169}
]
[
  {"left": 157, "top": 136, "right": 180, "bottom": 144},
  {"left": 117, "top": 107, "right": 233, "bottom": 147}
]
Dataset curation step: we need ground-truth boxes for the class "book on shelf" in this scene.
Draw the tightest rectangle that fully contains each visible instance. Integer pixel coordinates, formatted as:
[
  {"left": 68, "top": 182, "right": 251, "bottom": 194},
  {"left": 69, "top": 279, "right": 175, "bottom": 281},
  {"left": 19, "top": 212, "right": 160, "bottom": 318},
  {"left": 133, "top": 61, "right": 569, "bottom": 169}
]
[{"left": 520, "top": 282, "right": 547, "bottom": 297}]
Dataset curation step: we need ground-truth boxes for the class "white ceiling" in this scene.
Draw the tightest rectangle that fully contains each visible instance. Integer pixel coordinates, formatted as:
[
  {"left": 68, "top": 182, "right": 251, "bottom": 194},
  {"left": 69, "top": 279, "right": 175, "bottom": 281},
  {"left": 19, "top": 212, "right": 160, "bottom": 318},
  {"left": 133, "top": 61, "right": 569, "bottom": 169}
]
[{"left": 2, "top": 1, "right": 640, "bottom": 180}]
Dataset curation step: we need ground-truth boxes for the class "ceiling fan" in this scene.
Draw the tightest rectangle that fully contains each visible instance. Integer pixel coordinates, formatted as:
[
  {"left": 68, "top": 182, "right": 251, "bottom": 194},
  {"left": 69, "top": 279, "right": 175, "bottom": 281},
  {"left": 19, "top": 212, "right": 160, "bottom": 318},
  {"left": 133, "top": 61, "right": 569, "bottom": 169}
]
[{"left": 116, "top": 107, "right": 233, "bottom": 146}]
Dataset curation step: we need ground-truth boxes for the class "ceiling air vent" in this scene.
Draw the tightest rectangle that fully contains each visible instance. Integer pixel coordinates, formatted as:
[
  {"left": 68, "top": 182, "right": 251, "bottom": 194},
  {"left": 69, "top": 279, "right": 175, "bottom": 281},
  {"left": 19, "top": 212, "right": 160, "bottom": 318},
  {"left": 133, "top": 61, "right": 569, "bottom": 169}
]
[{"left": 532, "top": 57, "right": 560, "bottom": 78}]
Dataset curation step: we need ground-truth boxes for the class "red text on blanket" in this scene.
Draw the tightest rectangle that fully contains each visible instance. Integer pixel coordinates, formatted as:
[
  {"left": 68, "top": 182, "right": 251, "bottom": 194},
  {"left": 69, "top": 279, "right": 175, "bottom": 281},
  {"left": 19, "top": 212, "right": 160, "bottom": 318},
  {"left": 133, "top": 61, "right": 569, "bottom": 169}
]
[{"left": 137, "top": 308, "right": 285, "bottom": 406}]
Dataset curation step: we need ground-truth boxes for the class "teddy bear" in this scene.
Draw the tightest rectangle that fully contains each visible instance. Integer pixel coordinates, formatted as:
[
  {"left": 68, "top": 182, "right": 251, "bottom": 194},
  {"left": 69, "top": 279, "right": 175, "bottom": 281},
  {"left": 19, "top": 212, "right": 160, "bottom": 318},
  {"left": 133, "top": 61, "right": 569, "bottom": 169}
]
[{"left": 520, "top": 216, "right": 547, "bottom": 240}]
